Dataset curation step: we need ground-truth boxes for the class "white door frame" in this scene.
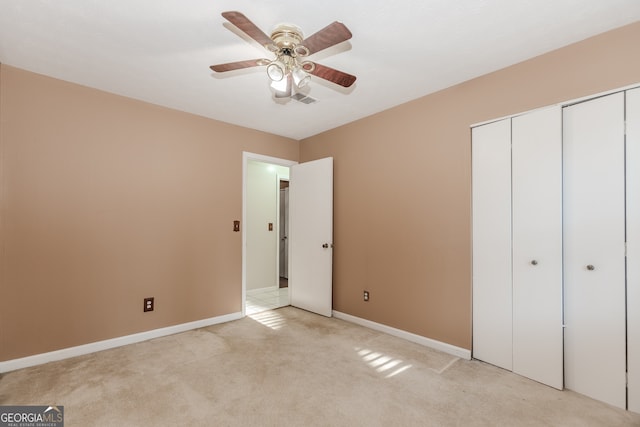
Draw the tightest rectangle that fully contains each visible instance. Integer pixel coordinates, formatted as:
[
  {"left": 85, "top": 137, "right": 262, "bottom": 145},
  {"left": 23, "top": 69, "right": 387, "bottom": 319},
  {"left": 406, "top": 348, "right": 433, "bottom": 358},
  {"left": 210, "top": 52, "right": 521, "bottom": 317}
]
[{"left": 242, "top": 152, "right": 297, "bottom": 316}]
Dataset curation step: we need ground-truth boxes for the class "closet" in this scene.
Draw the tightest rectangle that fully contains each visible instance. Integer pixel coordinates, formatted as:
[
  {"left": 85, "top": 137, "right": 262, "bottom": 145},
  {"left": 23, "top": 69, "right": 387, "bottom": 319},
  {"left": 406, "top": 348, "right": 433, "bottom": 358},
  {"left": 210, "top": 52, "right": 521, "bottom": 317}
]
[
  {"left": 472, "top": 106, "right": 563, "bottom": 390},
  {"left": 563, "top": 92, "right": 626, "bottom": 408},
  {"left": 472, "top": 87, "right": 640, "bottom": 412}
]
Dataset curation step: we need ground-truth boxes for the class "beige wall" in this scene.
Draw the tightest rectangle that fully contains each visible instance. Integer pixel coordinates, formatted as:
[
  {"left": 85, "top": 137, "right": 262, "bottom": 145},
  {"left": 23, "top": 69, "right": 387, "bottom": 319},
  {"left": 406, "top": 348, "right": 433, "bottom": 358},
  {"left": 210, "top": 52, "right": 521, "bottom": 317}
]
[
  {"left": 0, "top": 65, "right": 298, "bottom": 360},
  {"left": 301, "top": 22, "right": 640, "bottom": 349}
]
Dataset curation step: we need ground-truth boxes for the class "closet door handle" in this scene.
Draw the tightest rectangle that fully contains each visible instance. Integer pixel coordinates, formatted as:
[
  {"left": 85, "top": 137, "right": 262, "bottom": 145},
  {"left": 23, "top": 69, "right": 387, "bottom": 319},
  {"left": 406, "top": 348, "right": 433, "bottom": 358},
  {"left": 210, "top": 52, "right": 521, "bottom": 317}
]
[
  {"left": 586, "top": 264, "right": 595, "bottom": 271},
  {"left": 530, "top": 260, "right": 538, "bottom": 266}
]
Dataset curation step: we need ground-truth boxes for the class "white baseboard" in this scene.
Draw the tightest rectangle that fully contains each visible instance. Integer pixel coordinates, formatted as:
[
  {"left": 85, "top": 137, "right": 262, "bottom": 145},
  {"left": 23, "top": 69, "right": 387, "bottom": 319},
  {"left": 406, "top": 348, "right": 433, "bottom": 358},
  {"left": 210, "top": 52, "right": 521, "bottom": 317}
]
[
  {"left": 0, "top": 311, "right": 243, "bottom": 373},
  {"left": 332, "top": 310, "right": 471, "bottom": 360},
  {"left": 2, "top": 310, "right": 470, "bottom": 373}
]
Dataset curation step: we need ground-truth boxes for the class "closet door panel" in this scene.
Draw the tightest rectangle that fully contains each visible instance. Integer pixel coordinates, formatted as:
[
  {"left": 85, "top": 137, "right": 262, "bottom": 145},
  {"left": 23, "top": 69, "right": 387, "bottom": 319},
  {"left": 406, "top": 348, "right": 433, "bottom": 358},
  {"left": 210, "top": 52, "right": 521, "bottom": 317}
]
[
  {"left": 628, "top": 87, "right": 640, "bottom": 413},
  {"left": 512, "top": 107, "right": 563, "bottom": 389},
  {"left": 472, "top": 119, "right": 512, "bottom": 370},
  {"left": 563, "top": 92, "right": 626, "bottom": 409}
]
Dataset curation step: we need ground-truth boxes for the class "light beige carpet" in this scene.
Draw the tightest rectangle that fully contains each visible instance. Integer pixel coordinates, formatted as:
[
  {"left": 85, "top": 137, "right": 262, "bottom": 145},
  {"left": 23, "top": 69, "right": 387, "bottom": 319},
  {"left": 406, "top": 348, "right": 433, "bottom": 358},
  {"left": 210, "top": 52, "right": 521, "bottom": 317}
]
[{"left": 1, "top": 307, "right": 639, "bottom": 426}]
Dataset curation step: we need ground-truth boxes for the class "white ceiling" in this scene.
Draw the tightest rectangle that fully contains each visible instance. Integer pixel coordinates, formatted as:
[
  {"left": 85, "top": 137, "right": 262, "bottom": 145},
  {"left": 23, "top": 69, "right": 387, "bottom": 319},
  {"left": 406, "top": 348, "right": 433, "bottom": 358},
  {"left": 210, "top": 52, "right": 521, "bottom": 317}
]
[{"left": 1, "top": 1, "right": 639, "bottom": 140}]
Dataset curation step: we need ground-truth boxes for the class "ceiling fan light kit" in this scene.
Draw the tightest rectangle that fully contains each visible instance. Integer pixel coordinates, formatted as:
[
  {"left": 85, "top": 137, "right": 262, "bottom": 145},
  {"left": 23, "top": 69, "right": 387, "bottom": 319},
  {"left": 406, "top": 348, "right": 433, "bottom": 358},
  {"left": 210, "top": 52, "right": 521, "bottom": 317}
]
[{"left": 210, "top": 11, "right": 356, "bottom": 99}]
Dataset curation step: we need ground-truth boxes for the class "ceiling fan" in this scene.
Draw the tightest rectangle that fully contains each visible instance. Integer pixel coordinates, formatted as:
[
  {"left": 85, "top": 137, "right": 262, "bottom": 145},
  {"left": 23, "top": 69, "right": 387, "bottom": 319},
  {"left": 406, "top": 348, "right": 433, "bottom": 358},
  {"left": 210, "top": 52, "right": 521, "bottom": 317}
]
[{"left": 210, "top": 11, "right": 356, "bottom": 99}]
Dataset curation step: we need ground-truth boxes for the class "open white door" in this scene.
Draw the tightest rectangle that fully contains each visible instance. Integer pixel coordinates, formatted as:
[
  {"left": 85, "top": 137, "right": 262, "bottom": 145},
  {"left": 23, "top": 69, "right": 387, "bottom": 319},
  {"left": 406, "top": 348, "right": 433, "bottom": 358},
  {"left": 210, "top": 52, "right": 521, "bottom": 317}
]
[{"left": 289, "top": 157, "right": 333, "bottom": 317}]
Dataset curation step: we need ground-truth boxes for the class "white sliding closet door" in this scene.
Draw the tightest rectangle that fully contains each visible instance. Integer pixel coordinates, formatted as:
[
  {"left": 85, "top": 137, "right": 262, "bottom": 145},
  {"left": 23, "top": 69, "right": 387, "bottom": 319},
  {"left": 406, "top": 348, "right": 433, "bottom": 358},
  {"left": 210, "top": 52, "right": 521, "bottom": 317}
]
[
  {"left": 512, "top": 107, "right": 563, "bottom": 389},
  {"left": 628, "top": 87, "right": 640, "bottom": 413},
  {"left": 472, "top": 118, "right": 512, "bottom": 371},
  {"left": 563, "top": 92, "right": 626, "bottom": 409}
]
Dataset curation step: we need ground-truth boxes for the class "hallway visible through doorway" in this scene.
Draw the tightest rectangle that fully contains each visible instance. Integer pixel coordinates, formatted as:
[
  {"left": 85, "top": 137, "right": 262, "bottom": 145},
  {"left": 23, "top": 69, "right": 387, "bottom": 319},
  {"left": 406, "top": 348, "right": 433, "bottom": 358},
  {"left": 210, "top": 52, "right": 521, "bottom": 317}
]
[{"left": 244, "top": 154, "right": 293, "bottom": 316}]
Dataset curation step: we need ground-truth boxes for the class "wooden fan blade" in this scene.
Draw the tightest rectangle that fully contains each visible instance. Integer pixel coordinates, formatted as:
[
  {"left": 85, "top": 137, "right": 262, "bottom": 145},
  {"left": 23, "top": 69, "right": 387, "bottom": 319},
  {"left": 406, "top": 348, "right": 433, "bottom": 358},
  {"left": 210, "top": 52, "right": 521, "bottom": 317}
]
[
  {"left": 302, "top": 22, "right": 352, "bottom": 56},
  {"left": 210, "top": 59, "right": 265, "bottom": 72},
  {"left": 222, "top": 11, "right": 273, "bottom": 48},
  {"left": 308, "top": 62, "right": 356, "bottom": 88}
]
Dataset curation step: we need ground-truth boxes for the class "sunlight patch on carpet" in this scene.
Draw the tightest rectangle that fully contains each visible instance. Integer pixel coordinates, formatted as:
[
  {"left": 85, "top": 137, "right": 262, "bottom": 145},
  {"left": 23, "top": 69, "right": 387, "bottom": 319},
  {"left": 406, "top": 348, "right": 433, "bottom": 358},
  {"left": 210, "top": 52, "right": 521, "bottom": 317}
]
[
  {"left": 355, "top": 347, "right": 413, "bottom": 378},
  {"left": 430, "top": 356, "right": 459, "bottom": 374},
  {"left": 249, "top": 310, "right": 287, "bottom": 330}
]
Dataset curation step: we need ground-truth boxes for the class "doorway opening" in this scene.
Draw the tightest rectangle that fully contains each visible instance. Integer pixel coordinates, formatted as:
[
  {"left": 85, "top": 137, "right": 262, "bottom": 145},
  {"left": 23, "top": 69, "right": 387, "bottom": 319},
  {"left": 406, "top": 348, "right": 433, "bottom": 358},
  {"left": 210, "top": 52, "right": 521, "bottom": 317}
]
[
  {"left": 279, "top": 179, "right": 290, "bottom": 290},
  {"left": 242, "top": 153, "right": 296, "bottom": 316}
]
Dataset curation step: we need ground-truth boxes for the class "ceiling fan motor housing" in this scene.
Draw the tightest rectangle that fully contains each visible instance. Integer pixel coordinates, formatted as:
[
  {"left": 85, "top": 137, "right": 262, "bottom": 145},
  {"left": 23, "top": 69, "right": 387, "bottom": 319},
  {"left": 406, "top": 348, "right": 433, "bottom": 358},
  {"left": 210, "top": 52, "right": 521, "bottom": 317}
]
[{"left": 269, "top": 24, "right": 308, "bottom": 57}]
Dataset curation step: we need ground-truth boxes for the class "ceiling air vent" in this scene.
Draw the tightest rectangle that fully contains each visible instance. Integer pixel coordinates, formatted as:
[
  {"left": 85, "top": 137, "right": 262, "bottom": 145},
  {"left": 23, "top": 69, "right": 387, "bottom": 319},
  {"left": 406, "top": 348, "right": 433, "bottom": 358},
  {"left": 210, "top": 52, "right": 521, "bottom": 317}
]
[{"left": 291, "top": 92, "right": 317, "bottom": 104}]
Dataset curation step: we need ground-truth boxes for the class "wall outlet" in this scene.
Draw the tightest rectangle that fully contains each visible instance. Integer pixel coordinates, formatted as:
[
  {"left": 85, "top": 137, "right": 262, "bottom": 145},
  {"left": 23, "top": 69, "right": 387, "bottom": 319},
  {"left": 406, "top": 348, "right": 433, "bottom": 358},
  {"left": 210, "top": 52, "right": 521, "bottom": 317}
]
[
  {"left": 364, "top": 291, "right": 369, "bottom": 302},
  {"left": 144, "top": 297, "right": 154, "bottom": 312}
]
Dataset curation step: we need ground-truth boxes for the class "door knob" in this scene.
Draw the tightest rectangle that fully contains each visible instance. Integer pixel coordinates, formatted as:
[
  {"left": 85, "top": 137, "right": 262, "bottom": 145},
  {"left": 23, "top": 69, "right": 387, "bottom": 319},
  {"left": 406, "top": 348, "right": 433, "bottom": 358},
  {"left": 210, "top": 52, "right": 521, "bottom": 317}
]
[
  {"left": 322, "top": 243, "right": 329, "bottom": 248},
  {"left": 531, "top": 260, "right": 538, "bottom": 266},
  {"left": 586, "top": 265, "right": 595, "bottom": 271}
]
